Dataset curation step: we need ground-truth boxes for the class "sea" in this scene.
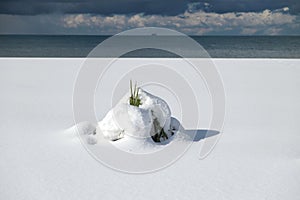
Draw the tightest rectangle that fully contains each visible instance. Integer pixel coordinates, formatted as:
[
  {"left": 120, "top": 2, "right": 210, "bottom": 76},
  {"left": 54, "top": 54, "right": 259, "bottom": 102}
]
[{"left": 0, "top": 35, "right": 299, "bottom": 58}]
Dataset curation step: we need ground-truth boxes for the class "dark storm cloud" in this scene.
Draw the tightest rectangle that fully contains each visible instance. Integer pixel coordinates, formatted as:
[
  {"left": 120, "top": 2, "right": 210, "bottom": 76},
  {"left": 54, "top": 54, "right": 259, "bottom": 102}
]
[
  {"left": 0, "top": 0, "right": 299, "bottom": 15},
  {"left": 0, "top": 0, "right": 187, "bottom": 15}
]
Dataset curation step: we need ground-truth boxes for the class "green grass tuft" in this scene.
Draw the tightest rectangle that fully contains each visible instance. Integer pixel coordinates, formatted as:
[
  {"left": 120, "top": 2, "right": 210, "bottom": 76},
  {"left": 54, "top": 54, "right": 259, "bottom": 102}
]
[{"left": 129, "top": 80, "right": 142, "bottom": 107}]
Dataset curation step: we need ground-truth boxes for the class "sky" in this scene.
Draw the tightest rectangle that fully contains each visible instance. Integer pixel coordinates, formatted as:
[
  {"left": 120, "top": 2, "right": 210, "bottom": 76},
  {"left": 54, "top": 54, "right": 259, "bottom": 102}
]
[{"left": 0, "top": 0, "right": 300, "bottom": 35}]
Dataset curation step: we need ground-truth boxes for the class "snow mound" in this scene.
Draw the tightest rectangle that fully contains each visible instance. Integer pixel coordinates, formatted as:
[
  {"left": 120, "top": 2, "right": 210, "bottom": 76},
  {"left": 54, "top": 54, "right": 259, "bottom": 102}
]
[{"left": 96, "top": 89, "right": 172, "bottom": 141}]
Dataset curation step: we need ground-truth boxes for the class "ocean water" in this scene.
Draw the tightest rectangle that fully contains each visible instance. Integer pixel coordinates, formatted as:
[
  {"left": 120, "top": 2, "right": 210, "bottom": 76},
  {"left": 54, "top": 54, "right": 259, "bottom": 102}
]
[{"left": 0, "top": 35, "right": 299, "bottom": 58}]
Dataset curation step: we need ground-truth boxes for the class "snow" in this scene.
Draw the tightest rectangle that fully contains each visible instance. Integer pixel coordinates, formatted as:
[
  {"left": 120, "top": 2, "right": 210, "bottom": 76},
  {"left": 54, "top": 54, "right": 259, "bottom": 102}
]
[
  {"left": 138, "top": 89, "right": 171, "bottom": 134},
  {"left": 96, "top": 109, "right": 125, "bottom": 140},
  {"left": 0, "top": 58, "right": 300, "bottom": 199},
  {"left": 94, "top": 89, "right": 177, "bottom": 153},
  {"left": 96, "top": 89, "right": 171, "bottom": 142}
]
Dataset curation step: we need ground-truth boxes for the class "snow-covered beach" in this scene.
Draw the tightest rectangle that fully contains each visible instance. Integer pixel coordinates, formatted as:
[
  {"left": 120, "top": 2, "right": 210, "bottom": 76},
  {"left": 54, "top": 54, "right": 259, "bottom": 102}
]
[{"left": 0, "top": 58, "right": 299, "bottom": 199}]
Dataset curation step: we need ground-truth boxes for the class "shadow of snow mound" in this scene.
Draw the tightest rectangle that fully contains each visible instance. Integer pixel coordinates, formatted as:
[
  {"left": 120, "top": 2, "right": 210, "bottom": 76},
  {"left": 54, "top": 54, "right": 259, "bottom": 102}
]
[
  {"left": 170, "top": 117, "right": 220, "bottom": 142},
  {"left": 184, "top": 130, "right": 220, "bottom": 142}
]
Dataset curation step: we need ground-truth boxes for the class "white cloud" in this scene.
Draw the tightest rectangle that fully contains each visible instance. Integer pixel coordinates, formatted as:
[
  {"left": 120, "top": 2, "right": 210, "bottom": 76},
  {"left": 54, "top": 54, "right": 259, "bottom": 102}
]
[
  {"left": 0, "top": 6, "right": 298, "bottom": 35},
  {"left": 62, "top": 7, "right": 297, "bottom": 35},
  {"left": 283, "top": 7, "right": 289, "bottom": 12}
]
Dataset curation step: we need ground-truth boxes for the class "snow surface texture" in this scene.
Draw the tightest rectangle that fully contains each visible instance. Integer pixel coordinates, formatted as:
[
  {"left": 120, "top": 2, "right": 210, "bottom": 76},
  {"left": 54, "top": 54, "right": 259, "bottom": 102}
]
[
  {"left": 96, "top": 89, "right": 171, "bottom": 141},
  {"left": 1, "top": 58, "right": 300, "bottom": 200},
  {"left": 77, "top": 117, "right": 185, "bottom": 154}
]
